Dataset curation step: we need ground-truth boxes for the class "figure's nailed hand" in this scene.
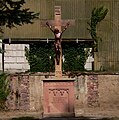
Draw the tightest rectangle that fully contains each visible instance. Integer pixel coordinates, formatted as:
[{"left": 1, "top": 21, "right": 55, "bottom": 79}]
[
  {"left": 67, "top": 22, "right": 70, "bottom": 26},
  {"left": 46, "top": 22, "right": 49, "bottom": 26}
]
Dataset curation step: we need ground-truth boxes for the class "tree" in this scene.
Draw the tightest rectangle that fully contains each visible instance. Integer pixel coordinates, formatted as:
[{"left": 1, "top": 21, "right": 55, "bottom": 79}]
[
  {"left": 0, "top": 0, "right": 39, "bottom": 33},
  {"left": 0, "top": 0, "right": 39, "bottom": 109},
  {"left": 87, "top": 6, "right": 108, "bottom": 51}
]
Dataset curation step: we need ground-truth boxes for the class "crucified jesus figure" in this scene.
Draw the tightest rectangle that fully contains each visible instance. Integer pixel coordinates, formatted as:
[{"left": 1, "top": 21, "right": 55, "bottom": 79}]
[{"left": 46, "top": 22, "right": 70, "bottom": 65}]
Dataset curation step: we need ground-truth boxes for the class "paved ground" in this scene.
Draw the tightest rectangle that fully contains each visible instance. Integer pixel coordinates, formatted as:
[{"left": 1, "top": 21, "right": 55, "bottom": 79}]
[
  {"left": 1, "top": 116, "right": 118, "bottom": 120},
  {"left": 40, "top": 117, "right": 111, "bottom": 120},
  {"left": 10, "top": 117, "right": 119, "bottom": 120},
  {"left": 0, "top": 111, "right": 119, "bottom": 120}
]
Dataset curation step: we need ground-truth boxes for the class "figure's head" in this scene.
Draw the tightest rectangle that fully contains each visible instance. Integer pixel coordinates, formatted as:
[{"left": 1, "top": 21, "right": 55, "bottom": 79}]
[{"left": 54, "top": 28, "right": 59, "bottom": 34}]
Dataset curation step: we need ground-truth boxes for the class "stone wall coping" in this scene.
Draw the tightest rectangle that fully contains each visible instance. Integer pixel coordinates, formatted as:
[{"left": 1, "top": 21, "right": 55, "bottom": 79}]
[
  {"left": 42, "top": 78, "right": 75, "bottom": 81},
  {"left": 8, "top": 71, "right": 119, "bottom": 76},
  {"left": 73, "top": 71, "right": 119, "bottom": 75}
]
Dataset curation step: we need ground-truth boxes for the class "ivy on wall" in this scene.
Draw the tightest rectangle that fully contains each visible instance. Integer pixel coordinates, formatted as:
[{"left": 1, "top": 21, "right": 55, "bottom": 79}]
[
  {"left": 63, "top": 43, "right": 86, "bottom": 71},
  {"left": 25, "top": 42, "right": 91, "bottom": 72},
  {"left": 25, "top": 42, "right": 55, "bottom": 72}
]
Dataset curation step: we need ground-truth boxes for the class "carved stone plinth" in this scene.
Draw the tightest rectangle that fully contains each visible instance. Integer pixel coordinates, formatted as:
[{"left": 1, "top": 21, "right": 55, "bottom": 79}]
[{"left": 43, "top": 79, "right": 75, "bottom": 117}]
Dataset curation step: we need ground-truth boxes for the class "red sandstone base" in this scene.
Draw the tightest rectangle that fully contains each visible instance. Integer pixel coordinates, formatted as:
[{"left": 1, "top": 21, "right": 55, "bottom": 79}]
[{"left": 43, "top": 79, "right": 75, "bottom": 117}]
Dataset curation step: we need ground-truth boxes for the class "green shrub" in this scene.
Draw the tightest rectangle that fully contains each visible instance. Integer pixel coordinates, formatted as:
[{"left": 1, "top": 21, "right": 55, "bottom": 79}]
[
  {"left": 0, "top": 73, "right": 10, "bottom": 110},
  {"left": 25, "top": 43, "right": 90, "bottom": 72},
  {"left": 87, "top": 6, "right": 108, "bottom": 51}
]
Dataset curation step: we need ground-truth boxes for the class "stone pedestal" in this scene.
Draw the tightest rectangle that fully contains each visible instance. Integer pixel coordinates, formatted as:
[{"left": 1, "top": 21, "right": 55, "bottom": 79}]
[{"left": 43, "top": 79, "right": 75, "bottom": 117}]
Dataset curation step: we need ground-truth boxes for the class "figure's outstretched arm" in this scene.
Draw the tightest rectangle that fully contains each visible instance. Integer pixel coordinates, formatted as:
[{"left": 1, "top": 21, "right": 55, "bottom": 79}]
[
  {"left": 62, "top": 22, "right": 70, "bottom": 33},
  {"left": 46, "top": 22, "right": 54, "bottom": 32}
]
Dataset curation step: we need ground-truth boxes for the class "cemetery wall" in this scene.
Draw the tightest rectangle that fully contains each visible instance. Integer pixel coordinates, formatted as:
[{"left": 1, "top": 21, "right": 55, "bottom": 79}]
[
  {"left": 6, "top": 73, "right": 119, "bottom": 117},
  {"left": 75, "top": 74, "right": 119, "bottom": 116}
]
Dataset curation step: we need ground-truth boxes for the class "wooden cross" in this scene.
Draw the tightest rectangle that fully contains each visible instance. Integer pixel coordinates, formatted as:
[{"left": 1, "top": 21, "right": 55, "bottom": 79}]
[{"left": 41, "top": 6, "right": 75, "bottom": 79}]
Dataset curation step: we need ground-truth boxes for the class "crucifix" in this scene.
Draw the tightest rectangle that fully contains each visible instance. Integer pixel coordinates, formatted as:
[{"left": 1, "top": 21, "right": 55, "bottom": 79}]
[{"left": 41, "top": 6, "right": 75, "bottom": 78}]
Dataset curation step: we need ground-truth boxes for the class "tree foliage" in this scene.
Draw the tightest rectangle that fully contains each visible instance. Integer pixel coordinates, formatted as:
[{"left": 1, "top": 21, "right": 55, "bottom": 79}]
[
  {"left": 87, "top": 6, "right": 108, "bottom": 51},
  {"left": 0, "top": 0, "right": 39, "bottom": 32}
]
